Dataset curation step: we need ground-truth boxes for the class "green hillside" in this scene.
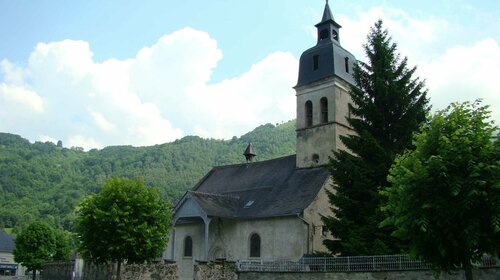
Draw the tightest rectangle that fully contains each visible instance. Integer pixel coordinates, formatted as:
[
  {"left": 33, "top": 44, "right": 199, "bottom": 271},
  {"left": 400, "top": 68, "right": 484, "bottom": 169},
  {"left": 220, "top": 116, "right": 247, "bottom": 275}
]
[{"left": 0, "top": 121, "right": 296, "bottom": 234}]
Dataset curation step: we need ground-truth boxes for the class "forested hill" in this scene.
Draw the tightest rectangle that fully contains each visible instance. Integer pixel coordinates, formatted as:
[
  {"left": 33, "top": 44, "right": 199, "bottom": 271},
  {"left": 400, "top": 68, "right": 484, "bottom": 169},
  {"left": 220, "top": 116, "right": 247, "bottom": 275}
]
[{"left": 0, "top": 120, "right": 296, "bottom": 233}]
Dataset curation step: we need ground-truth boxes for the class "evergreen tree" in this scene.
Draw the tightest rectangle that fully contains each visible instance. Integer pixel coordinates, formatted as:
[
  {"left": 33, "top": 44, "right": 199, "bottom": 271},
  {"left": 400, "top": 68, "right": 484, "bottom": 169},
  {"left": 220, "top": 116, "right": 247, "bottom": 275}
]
[{"left": 322, "top": 20, "right": 429, "bottom": 255}]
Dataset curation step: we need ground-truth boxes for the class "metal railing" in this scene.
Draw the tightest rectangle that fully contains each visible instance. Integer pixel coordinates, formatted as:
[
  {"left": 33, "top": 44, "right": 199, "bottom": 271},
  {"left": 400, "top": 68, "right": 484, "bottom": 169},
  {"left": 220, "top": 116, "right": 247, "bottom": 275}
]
[{"left": 241, "top": 254, "right": 458, "bottom": 272}]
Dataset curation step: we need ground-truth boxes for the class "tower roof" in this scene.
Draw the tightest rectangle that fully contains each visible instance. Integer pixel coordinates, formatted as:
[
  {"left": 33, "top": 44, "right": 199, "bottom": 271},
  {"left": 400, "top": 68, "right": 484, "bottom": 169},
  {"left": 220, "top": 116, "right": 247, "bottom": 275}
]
[
  {"left": 316, "top": 0, "right": 341, "bottom": 28},
  {"left": 243, "top": 143, "right": 256, "bottom": 162},
  {"left": 321, "top": 0, "right": 333, "bottom": 23},
  {"left": 296, "top": 1, "right": 355, "bottom": 87}
]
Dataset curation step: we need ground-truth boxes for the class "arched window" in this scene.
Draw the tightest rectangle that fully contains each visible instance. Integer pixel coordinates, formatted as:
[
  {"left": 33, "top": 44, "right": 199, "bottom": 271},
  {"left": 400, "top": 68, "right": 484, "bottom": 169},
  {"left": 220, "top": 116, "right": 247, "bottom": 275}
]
[
  {"left": 320, "top": 97, "right": 328, "bottom": 123},
  {"left": 250, "top": 233, "right": 261, "bottom": 258},
  {"left": 312, "top": 154, "right": 320, "bottom": 163},
  {"left": 319, "top": 29, "right": 329, "bottom": 40},
  {"left": 305, "top": 101, "right": 313, "bottom": 127},
  {"left": 184, "top": 236, "right": 193, "bottom": 257},
  {"left": 332, "top": 30, "right": 338, "bottom": 41}
]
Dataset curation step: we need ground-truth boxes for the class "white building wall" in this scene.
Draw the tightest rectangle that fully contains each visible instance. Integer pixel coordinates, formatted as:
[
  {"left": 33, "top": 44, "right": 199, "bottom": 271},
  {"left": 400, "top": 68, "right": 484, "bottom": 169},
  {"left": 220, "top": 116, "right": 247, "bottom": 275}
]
[
  {"left": 165, "top": 221, "right": 204, "bottom": 280},
  {"left": 167, "top": 216, "right": 308, "bottom": 279},
  {"left": 0, "top": 251, "right": 24, "bottom": 276}
]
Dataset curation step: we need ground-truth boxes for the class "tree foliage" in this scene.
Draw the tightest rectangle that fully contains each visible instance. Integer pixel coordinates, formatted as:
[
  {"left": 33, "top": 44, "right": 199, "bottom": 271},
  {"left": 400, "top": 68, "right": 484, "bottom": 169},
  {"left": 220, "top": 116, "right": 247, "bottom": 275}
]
[
  {"left": 322, "top": 20, "right": 429, "bottom": 255},
  {"left": 0, "top": 121, "right": 296, "bottom": 233},
  {"left": 381, "top": 101, "right": 499, "bottom": 280},
  {"left": 13, "top": 221, "right": 70, "bottom": 279},
  {"left": 75, "top": 177, "right": 173, "bottom": 279}
]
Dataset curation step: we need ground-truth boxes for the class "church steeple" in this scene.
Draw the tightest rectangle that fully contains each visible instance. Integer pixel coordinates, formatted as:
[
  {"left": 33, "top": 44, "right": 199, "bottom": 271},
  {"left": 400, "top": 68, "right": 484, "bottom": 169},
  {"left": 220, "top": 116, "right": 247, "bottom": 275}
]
[
  {"left": 321, "top": 0, "right": 333, "bottom": 22},
  {"left": 315, "top": 0, "right": 342, "bottom": 44},
  {"left": 296, "top": 0, "right": 354, "bottom": 88},
  {"left": 294, "top": 1, "right": 357, "bottom": 168}
]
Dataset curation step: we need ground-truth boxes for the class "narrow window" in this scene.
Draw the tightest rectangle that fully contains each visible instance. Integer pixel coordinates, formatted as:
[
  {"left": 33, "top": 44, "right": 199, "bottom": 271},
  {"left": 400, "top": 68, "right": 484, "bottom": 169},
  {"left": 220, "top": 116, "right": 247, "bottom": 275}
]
[
  {"left": 250, "top": 233, "right": 261, "bottom": 257},
  {"left": 320, "top": 97, "right": 328, "bottom": 123},
  {"left": 312, "top": 154, "right": 320, "bottom": 163},
  {"left": 332, "top": 30, "right": 338, "bottom": 40},
  {"left": 313, "top": 55, "right": 319, "bottom": 70},
  {"left": 322, "top": 226, "right": 328, "bottom": 237},
  {"left": 184, "top": 236, "right": 193, "bottom": 257},
  {"left": 345, "top": 57, "right": 349, "bottom": 73},
  {"left": 319, "top": 29, "right": 329, "bottom": 40},
  {"left": 305, "top": 101, "right": 313, "bottom": 127}
]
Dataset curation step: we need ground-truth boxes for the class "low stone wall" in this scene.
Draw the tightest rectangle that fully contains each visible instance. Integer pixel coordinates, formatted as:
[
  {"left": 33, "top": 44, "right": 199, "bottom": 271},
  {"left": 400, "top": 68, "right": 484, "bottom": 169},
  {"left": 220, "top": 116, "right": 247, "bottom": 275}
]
[
  {"left": 42, "top": 260, "right": 179, "bottom": 280},
  {"left": 194, "top": 261, "right": 237, "bottom": 280},
  {"left": 81, "top": 261, "right": 114, "bottom": 280},
  {"left": 42, "top": 260, "right": 75, "bottom": 280},
  {"left": 123, "top": 262, "right": 178, "bottom": 280},
  {"left": 238, "top": 267, "right": 500, "bottom": 280}
]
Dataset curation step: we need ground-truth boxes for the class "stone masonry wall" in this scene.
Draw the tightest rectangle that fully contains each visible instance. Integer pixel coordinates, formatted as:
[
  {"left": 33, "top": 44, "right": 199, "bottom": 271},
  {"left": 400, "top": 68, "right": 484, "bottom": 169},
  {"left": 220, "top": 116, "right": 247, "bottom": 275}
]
[
  {"left": 123, "top": 262, "right": 179, "bottom": 280},
  {"left": 194, "top": 261, "right": 237, "bottom": 280},
  {"left": 238, "top": 267, "right": 500, "bottom": 280},
  {"left": 43, "top": 260, "right": 179, "bottom": 280}
]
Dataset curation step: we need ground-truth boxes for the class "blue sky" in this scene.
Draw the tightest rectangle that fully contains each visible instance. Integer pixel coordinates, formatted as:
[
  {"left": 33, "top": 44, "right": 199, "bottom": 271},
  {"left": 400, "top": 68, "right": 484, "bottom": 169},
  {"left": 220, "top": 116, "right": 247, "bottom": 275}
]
[{"left": 0, "top": 0, "right": 499, "bottom": 149}]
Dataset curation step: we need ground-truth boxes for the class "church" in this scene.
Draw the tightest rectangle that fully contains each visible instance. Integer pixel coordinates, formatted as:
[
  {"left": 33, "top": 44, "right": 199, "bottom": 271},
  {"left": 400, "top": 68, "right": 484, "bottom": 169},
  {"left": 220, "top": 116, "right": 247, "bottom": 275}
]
[{"left": 164, "top": 2, "right": 357, "bottom": 279}]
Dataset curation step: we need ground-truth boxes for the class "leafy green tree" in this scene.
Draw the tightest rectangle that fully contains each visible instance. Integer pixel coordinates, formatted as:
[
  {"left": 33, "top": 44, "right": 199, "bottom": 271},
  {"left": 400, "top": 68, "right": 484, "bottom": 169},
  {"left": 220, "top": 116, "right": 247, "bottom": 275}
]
[
  {"left": 13, "top": 221, "right": 70, "bottom": 280},
  {"left": 53, "top": 230, "right": 72, "bottom": 261},
  {"left": 75, "top": 177, "right": 173, "bottom": 280},
  {"left": 381, "top": 101, "right": 499, "bottom": 280},
  {"left": 322, "top": 20, "right": 429, "bottom": 255}
]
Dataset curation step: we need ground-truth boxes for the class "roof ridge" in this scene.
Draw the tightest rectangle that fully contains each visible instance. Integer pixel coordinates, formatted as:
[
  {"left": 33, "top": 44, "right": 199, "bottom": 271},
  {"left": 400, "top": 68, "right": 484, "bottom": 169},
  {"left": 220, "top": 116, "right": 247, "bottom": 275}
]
[
  {"left": 212, "top": 154, "right": 296, "bottom": 170},
  {"left": 189, "top": 190, "right": 240, "bottom": 200}
]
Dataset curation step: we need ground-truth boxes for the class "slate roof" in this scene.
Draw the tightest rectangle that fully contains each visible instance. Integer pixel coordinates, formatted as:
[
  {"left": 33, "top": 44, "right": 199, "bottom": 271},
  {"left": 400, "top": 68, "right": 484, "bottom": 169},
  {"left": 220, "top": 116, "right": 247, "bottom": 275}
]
[
  {"left": 181, "top": 155, "right": 330, "bottom": 219},
  {"left": 0, "top": 230, "right": 15, "bottom": 252}
]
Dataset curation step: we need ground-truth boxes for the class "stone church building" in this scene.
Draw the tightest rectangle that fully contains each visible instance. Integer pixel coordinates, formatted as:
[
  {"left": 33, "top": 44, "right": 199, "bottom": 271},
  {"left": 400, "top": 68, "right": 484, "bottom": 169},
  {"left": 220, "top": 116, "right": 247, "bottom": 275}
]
[{"left": 164, "top": 2, "right": 357, "bottom": 278}]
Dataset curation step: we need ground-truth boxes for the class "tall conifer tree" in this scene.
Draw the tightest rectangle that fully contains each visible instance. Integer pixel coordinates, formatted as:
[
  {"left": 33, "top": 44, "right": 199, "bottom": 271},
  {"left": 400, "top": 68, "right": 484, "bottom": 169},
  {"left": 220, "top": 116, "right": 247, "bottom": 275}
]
[{"left": 322, "top": 20, "right": 429, "bottom": 255}]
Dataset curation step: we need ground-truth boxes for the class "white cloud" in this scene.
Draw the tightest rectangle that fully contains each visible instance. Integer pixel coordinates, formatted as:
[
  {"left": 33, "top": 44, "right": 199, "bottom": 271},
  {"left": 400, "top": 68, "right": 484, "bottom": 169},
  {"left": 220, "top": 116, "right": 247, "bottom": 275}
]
[
  {"left": 336, "top": 7, "right": 499, "bottom": 123},
  {"left": 89, "top": 109, "right": 116, "bottom": 132},
  {"left": 39, "top": 134, "right": 57, "bottom": 144},
  {"left": 0, "top": 84, "right": 44, "bottom": 113},
  {"left": 4, "top": 11, "right": 493, "bottom": 151},
  {"left": 0, "top": 27, "right": 297, "bottom": 149},
  {"left": 68, "top": 135, "right": 103, "bottom": 150},
  {"left": 337, "top": 7, "right": 451, "bottom": 62},
  {"left": 419, "top": 38, "right": 500, "bottom": 121},
  {"left": 186, "top": 51, "right": 297, "bottom": 139}
]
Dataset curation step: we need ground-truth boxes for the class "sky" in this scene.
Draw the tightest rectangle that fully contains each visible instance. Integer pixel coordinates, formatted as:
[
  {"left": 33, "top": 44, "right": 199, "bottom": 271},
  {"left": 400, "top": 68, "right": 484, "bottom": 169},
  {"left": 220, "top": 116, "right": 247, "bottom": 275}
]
[{"left": 0, "top": 0, "right": 499, "bottom": 150}]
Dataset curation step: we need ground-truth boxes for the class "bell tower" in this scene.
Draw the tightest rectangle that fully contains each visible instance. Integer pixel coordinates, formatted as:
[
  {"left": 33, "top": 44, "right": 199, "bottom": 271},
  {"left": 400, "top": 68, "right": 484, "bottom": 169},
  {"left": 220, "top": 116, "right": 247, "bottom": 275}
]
[{"left": 295, "top": 0, "right": 357, "bottom": 168}]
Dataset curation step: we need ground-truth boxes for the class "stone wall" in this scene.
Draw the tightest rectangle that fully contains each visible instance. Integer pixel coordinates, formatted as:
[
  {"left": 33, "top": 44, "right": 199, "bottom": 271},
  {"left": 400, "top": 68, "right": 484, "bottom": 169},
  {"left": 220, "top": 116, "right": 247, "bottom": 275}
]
[
  {"left": 194, "top": 261, "right": 237, "bottom": 280},
  {"left": 238, "top": 267, "right": 500, "bottom": 280},
  {"left": 42, "top": 260, "right": 179, "bottom": 280},
  {"left": 42, "top": 260, "right": 75, "bottom": 280},
  {"left": 81, "top": 262, "right": 114, "bottom": 280},
  {"left": 123, "top": 262, "right": 178, "bottom": 280}
]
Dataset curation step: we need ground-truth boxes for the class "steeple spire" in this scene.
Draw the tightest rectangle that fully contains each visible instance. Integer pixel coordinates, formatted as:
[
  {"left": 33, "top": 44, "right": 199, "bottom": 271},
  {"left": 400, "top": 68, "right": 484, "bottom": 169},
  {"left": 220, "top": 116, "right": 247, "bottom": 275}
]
[
  {"left": 243, "top": 143, "right": 256, "bottom": 162},
  {"left": 321, "top": 0, "right": 333, "bottom": 23},
  {"left": 314, "top": 0, "right": 341, "bottom": 45}
]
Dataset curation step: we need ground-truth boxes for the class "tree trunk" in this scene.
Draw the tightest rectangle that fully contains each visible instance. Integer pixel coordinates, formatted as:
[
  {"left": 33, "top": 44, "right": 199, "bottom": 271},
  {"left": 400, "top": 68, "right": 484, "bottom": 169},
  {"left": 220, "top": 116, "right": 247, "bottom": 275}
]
[
  {"left": 116, "top": 260, "right": 122, "bottom": 280},
  {"left": 32, "top": 270, "right": 36, "bottom": 280},
  {"left": 464, "top": 262, "right": 473, "bottom": 280}
]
